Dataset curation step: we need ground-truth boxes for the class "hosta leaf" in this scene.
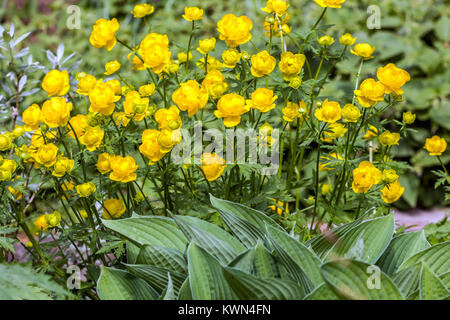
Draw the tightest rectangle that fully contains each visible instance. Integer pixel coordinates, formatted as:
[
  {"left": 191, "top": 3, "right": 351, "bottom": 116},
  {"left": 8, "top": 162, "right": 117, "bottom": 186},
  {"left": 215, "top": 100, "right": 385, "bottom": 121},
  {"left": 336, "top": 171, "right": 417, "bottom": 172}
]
[
  {"left": 419, "top": 263, "right": 450, "bottom": 300},
  {"left": 227, "top": 249, "right": 255, "bottom": 274},
  {"left": 161, "top": 273, "right": 176, "bottom": 300},
  {"left": 304, "top": 283, "right": 340, "bottom": 300},
  {"left": 398, "top": 240, "right": 450, "bottom": 275},
  {"left": 136, "top": 244, "right": 187, "bottom": 275},
  {"left": 223, "top": 267, "right": 303, "bottom": 300},
  {"left": 187, "top": 242, "right": 237, "bottom": 300},
  {"left": 102, "top": 217, "right": 188, "bottom": 250},
  {"left": 392, "top": 263, "right": 422, "bottom": 298},
  {"left": 377, "top": 230, "right": 430, "bottom": 275},
  {"left": 252, "top": 241, "right": 280, "bottom": 279},
  {"left": 440, "top": 271, "right": 450, "bottom": 288},
  {"left": 178, "top": 278, "right": 192, "bottom": 300},
  {"left": 97, "top": 267, "right": 158, "bottom": 300},
  {"left": 325, "top": 215, "right": 395, "bottom": 264},
  {"left": 126, "top": 241, "right": 140, "bottom": 264},
  {"left": 321, "top": 259, "right": 404, "bottom": 300}
]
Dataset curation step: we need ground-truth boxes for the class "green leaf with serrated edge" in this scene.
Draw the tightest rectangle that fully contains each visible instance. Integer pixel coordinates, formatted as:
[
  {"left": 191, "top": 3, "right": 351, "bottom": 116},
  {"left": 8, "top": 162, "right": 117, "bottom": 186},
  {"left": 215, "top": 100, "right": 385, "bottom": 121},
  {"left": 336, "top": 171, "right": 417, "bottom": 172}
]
[
  {"left": 97, "top": 267, "right": 158, "bottom": 300},
  {"left": 419, "top": 263, "right": 450, "bottom": 300},
  {"left": 266, "top": 225, "right": 323, "bottom": 287},
  {"left": 102, "top": 217, "right": 188, "bottom": 250},
  {"left": 377, "top": 230, "right": 430, "bottom": 275},
  {"left": 392, "top": 263, "right": 422, "bottom": 298},
  {"left": 304, "top": 283, "right": 340, "bottom": 300},
  {"left": 223, "top": 267, "right": 303, "bottom": 300},
  {"left": 136, "top": 244, "right": 187, "bottom": 275},
  {"left": 398, "top": 240, "right": 450, "bottom": 276},
  {"left": 320, "top": 259, "right": 404, "bottom": 300},
  {"left": 325, "top": 215, "right": 395, "bottom": 264},
  {"left": 178, "top": 278, "right": 192, "bottom": 300},
  {"left": 253, "top": 241, "right": 280, "bottom": 279},
  {"left": 187, "top": 242, "right": 237, "bottom": 300}
]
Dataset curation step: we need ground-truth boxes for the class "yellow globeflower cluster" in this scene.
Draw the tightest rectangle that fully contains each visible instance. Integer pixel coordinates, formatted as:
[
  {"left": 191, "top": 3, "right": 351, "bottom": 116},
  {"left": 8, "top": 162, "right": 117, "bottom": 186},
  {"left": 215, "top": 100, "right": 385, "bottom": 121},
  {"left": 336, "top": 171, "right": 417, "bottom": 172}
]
[
  {"left": 202, "top": 70, "right": 229, "bottom": 99},
  {"left": 76, "top": 73, "right": 97, "bottom": 95},
  {"left": 76, "top": 182, "right": 96, "bottom": 197},
  {"left": 139, "top": 127, "right": 181, "bottom": 164},
  {"left": 381, "top": 180, "right": 405, "bottom": 204},
  {"left": 34, "top": 211, "right": 61, "bottom": 231},
  {"left": 262, "top": 14, "right": 291, "bottom": 38},
  {"left": 378, "top": 130, "right": 400, "bottom": 147},
  {"left": 89, "top": 82, "right": 121, "bottom": 115},
  {"left": 377, "top": 63, "right": 411, "bottom": 95},
  {"left": 352, "top": 161, "right": 382, "bottom": 193},
  {"left": 22, "top": 104, "right": 43, "bottom": 131}
]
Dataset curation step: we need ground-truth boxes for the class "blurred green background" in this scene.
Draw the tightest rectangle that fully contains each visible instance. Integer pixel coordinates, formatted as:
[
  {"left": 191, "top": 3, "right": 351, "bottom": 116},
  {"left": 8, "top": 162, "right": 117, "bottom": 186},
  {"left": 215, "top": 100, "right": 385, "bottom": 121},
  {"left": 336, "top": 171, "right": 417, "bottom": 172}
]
[{"left": 1, "top": 0, "right": 449, "bottom": 209}]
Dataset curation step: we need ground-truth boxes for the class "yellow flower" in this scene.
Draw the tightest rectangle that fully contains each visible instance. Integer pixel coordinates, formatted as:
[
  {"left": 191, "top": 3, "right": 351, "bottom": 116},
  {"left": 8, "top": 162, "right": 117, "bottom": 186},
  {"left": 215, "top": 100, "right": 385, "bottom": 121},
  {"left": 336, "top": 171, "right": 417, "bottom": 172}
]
[
  {"left": 322, "top": 123, "right": 347, "bottom": 142},
  {"left": 202, "top": 70, "right": 229, "bottom": 99},
  {"left": 123, "top": 91, "right": 149, "bottom": 121},
  {"left": 259, "top": 122, "right": 275, "bottom": 146},
  {"left": 76, "top": 74, "right": 97, "bottom": 95},
  {"left": 196, "top": 55, "right": 223, "bottom": 72},
  {"left": 217, "top": 13, "right": 253, "bottom": 48},
  {"left": 197, "top": 38, "right": 216, "bottom": 54},
  {"left": 377, "top": 63, "right": 410, "bottom": 95},
  {"left": 131, "top": 3, "right": 154, "bottom": 18},
  {"left": 35, "top": 143, "right": 58, "bottom": 167},
  {"left": 76, "top": 182, "right": 96, "bottom": 197},
  {"left": 177, "top": 52, "right": 193, "bottom": 62},
  {"left": 52, "top": 156, "right": 74, "bottom": 177},
  {"left": 0, "top": 159, "right": 17, "bottom": 181},
  {"left": 42, "top": 69, "right": 70, "bottom": 97},
  {"left": 34, "top": 215, "right": 49, "bottom": 231},
  {"left": 45, "top": 211, "right": 62, "bottom": 228},
  {"left": 109, "top": 156, "right": 138, "bottom": 183},
  {"left": 261, "top": 0, "right": 289, "bottom": 15},
  {"left": 89, "top": 18, "right": 119, "bottom": 51},
  {"left": 89, "top": 82, "right": 121, "bottom": 115},
  {"left": 354, "top": 78, "right": 385, "bottom": 108},
  {"left": 139, "top": 83, "right": 156, "bottom": 96},
  {"left": 113, "top": 112, "right": 131, "bottom": 127},
  {"left": 222, "top": 49, "right": 241, "bottom": 68},
  {"left": 62, "top": 181, "right": 74, "bottom": 191},
  {"left": 0, "top": 133, "right": 13, "bottom": 151},
  {"left": 11, "top": 126, "right": 25, "bottom": 139},
  {"left": 424, "top": 136, "right": 447, "bottom": 156},
  {"left": 200, "top": 152, "right": 226, "bottom": 182},
  {"left": 321, "top": 184, "right": 332, "bottom": 195},
  {"left": 378, "top": 130, "right": 400, "bottom": 146},
  {"left": 79, "top": 126, "right": 104, "bottom": 151},
  {"left": 250, "top": 50, "right": 276, "bottom": 77},
  {"left": 381, "top": 180, "right": 405, "bottom": 204},
  {"left": 363, "top": 125, "right": 378, "bottom": 140},
  {"left": 314, "top": 99, "right": 342, "bottom": 123},
  {"left": 318, "top": 35, "right": 334, "bottom": 46},
  {"left": 96, "top": 153, "right": 114, "bottom": 174},
  {"left": 246, "top": 88, "right": 277, "bottom": 113},
  {"left": 314, "top": 0, "right": 346, "bottom": 8},
  {"left": 352, "top": 161, "right": 382, "bottom": 193},
  {"left": 104, "top": 60, "right": 121, "bottom": 75},
  {"left": 105, "top": 79, "right": 123, "bottom": 95},
  {"left": 139, "top": 33, "right": 172, "bottom": 74},
  {"left": 402, "top": 112, "right": 416, "bottom": 124},
  {"left": 342, "top": 104, "right": 361, "bottom": 123},
  {"left": 282, "top": 101, "right": 306, "bottom": 122},
  {"left": 103, "top": 198, "right": 126, "bottom": 219},
  {"left": 157, "top": 129, "right": 182, "bottom": 153},
  {"left": 319, "top": 152, "right": 343, "bottom": 171},
  {"left": 172, "top": 80, "right": 208, "bottom": 117},
  {"left": 41, "top": 97, "right": 73, "bottom": 128},
  {"left": 183, "top": 6, "right": 203, "bottom": 21},
  {"left": 382, "top": 169, "right": 399, "bottom": 184},
  {"left": 351, "top": 43, "right": 376, "bottom": 60},
  {"left": 339, "top": 33, "right": 356, "bottom": 46},
  {"left": 262, "top": 14, "right": 291, "bottom": 38},
  {"left": 155, "top": 105, "right": 182, "bottom": 130},
  {"left": 68, "top": 114, "right": 88, "bottom": 139},
  {"left": 215, "top": 93, "right": 250, "bottom": 127},
  {"left": 278, "top": 51, "right": 305, "bottom": 81},
  {"left": 140, "top": 129, "right": 165, "bottom": 163},
  {"left": 22, "top": 104, "right": 43, "bottom": 131},
  {"left": 288, "top": 77, "right": 302, "bottom": 89}
]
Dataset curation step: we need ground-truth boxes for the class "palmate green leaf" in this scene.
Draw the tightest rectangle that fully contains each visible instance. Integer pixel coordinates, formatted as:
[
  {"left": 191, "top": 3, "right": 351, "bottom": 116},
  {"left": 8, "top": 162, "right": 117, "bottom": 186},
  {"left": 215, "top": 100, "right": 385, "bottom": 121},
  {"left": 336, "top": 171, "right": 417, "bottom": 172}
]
[
  {"left": 419, "top": 263, "right": 450, "bottom": 300},
  {"left": 321, "top": 259, "right": 404, "bottom": 300},
  {"left": 97, "top": 267, "right": 158, "bottom": 300},
  {"left": 101, "top": 217, "right": 188, "bottom": 250},
  {"left": 377, "top": 230, "right": 430, "bottom": 275},
  {"left": 304, "top": 283, "right": 340, "bottom": 300},
  {"left": 223, "top": 267, "right": 303, "bottom": 300},
  {"left": 325, "top": 215, "right": 395, "bottom": 264},
  {"left": 187, "top": 242, "right": 237, "bottom": 300},
  {"left": 136, "top": 244, "right": 187, "bottom": 275}
]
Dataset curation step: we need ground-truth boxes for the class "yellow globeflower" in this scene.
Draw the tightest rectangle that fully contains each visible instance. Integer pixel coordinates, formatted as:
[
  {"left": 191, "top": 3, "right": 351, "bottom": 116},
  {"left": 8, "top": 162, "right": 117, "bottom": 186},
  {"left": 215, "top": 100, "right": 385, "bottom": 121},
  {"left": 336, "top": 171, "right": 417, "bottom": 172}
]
[
  {"left": 123, "top": 91, "right": 149, "bottom": 122},
  {"left": 68, "top": 114, "right": 88, "bottom": 139},
  {"left": 45, "top": 211, "right": 62, "bottom": 228},
  {"left": 196, "top": 55, "right": 223, "bottom": 72},
  {"left": 52, "top": 156, "right": 74, "bottom": 177},
  {"left": 197, "top": 38, "right": 216, "bottom": 54},
  {"left": 354, "top": 78, "right": 385, "bottom": 108},
  {"left": 172, "top": 80, "right": 208, "bottom": 117},
  {"left": 0, "top": 159, "right": 17, "bottom": 181},
  {"left": 80, "top": 210, "right": 89, "bottom": 219},
  {"left": 200, "top": 152, "right": 226, "bottom": 182},
  {"left": 222, "top": 49, "right": 241, "bottom": 68},
  {"left": 34, "top": 215, "right": 49, "bottom": 231},
  {"left": 103, "top": 198, "right": 126, "bottom": 219},
  {"left": 89, "top": 82, "right": 121, "bottom": 115},
  {"left": 352, "top": 161, "right": 382, "bottom": 194},
  {"left": 246, "top": 88, "right": 277, "bottom": 113},
  {"left": 314, "top": 99, "right": 342, "bottom": 123},
  {"left": 76, "top": 74, "right": 98, "bottom": 95},
  {"left": 377, "top": 63, "right": 411, "bottom": 95},
  {"left": 41, "top": 97, "right": 73, "bottom": 128},
  {"left": 250, "top": 50, "right": 276, "bottom": 77},
  {"left": 202, "top": 70, "right": 229, "bottom": 99},
  {"left": 319, "top": 152, "right": 343, "bottom": 171},
  {"left": 76, "top": 182, "right": 96, "bottom": 197},
  {"left": 363, "top": 125, "right": 378, "bottom": 140},
  {"left": 378, "top": 130, "right": 400, "bottom": 146},
  {"left": 11, "top": 126, "right": 25, "bottom": 139},
  {"left": 22, "top": 104, "right": 43, "bottom": 131},
  {"left": 322, "top": 123, "right": 347, "bottom": 142},
  {"left": 215, "top": 93, "right": 250, "bottom": 127},
  {"left": 342, "top": 104, "right": 361, "bottom": 123},
  {"left": 104, "top": 60, "right": 121, "bottom": 75},
  {"left": 109, "top": 155, "right": 138, "bottom": 183},
  {"left": 157, "top": 129, "right": 182, "bottom": 153},
  {"left": 139, "top": 83, "right": 156, "bottom": 96},
  {"left": 0, "top": 133, "right": 13, "bottom": 151},
  {"left": 282, "top": 101, "right": 306, "bottom": 122},
  {"left": 139, "top": 129, "right": 165, "bottom": 163},
  {"left": 339, "top": 33, "right": 356, "bottom": 46},
  {"left": 217, "top": 13, "right": 253, "bottom": 48},
  {"left": 155, "top": 105, "right": 182, "bottom": 131},
  {"left": 424, "top": 136, "right": 447, "bottom": 156},
  {"left": 41, "top": 69, "right": 70, "bottom": 97},
  {"left": 139, "top": 33, "right": 171, "bottom": 74},
  {"left": 351, "top": 43, "right": 376, "bottom": 60},
  {"left": 89, "top": 18, "right": 119, "bottom": 51},
  {"left": 261, "top": 0, "right": 289, "bottom": 15},
  {"left": 177, "top": 52, "right": 193, "bottom": 63},
  {"left": 318, "top": 35, "right": 334, "bottom": 46},
  {"left": 105, "top": 79, "right": 122, "bottom": 95},
  {"left": 402, "top": 112, "right": 416, "bottom": 124},
  {"left": 96, "top": 153, "right": 114, "bottom": 174},
  {"left": 381, "top": 180, "right": 405, "bottom": 204},
  {"left": 279, "top": 51, "right": 306, "bottom": 81},
  {"left": 382, "top": 169, "right": 399, "bottom": 184},
  {"left": 61, "top": 181, "right": 74, "bottom": 192},
  {"left": 131, "top": 3, "right": 154, "bottom": 18},
  {"left": 268, "top": 198, "right": 289, "bottom": 215},
  {"left": 113, "top": 112, "right": 131, "bottom": 127},
  {"left": 79, "top": 126, "right": 104, "bottom": 151},
  {"left": 259, "top": 122, "right": 275, "bottom": 146},
  {"left": 314, "top": 0, "right": 346, "bottom": 8},
  {"left": 183, "top": 6, "right": 203, "bottom": 21},
  {"left": 35, "top": 143, "right": 58, "bottom": 167}
]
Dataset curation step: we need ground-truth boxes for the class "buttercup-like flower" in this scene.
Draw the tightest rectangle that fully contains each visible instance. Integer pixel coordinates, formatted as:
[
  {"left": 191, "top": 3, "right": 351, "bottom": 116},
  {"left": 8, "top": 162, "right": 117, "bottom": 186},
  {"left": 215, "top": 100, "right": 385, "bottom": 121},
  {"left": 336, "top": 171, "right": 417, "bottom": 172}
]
[
  {"left": 0, "top": 133, "right": 13, "bottom": 151},
  {"left": 109, "top": 156, "right": 139, "bottom": 183},
  {"left": 89, "top": 82, "right": 121, "bottom": 115},
  {"left": 105, "top": 79, "right": 122, "bottom": 95},
  {"left": 377, "top": 63, "right": 410, "bottom": 95},
  {"left": 222, "top": 49, "right": 241, "bottom": 68},
  {"left": 282, "top": 101, "right": 306, "bottom": 122},
  {"left": 279, "top": 51, "right": 305, "bottom": 81},
  {"left": 322, "top": 123, "right": 347, "bottom": 142},
  {"left": 34, "top": 215, "right": 49, "bottom": 231},
  {"left": 403, "top": 112, "right": 416, "bottom": 124},
  {"left": 202, "top": 70, "right": 229, "bottom": 99},
  {"left": 354, "top": 78, "right": 385, "bottom": 108},
  {"left": 259, "top": 122, "right": 275, "bottom": 146},
  {"left": 52, "top": 156, "right": 74, "bottom": 177},
  {"left": 268, "top": 198, "right": 289, "bottom": 215},
  {"left": 196, "top": 55, "right": 223, "bottom": 72},
  {"left": 140, "top": 129, "right": 165, "bottom": 163},
  {"left": 42, "top": 69, "right": 70, "bottom": 97},
  {"left": 177, "top": 52, "right": 193, "bottom": 63},
  {"left": 217, "top": 13, "right": 253, "bottom": 48},
  {"left": 424, "top": 136, "right": 447, "bottom": 156},
  {"left": 89, "top": 18, "right": 119, "bottom": 51},
  {"left": 200, "top": 152, "right": 226, "bottom": 181},
  {"left": 68, "top": 114, "right": 88, "bottom": 139},
  {"left": 339, "top": 33, "right": 356, "bottom": 46},
  {"left": 315, "top": 99, "right": 342, "bottom": 123},
  {"left": 314, "top": 0, "right": 346, "bottom": 8},
  {"left": 0, "top": 158, "right": 17, "bottom": 181},
  {"left": 103, "top": 198, "right": 126, "bottom": 219},
  {"left": 183, "top": 6, "right": 203, "bottom": 21},
  {"left": 76, "top": 182, "right": 96, "bottom": 197},
  {"left": 22, "top": 104, "right": 43, "bottom": 131},
  {"left": 215, "top": 93, "right": 250, "bottom": 127},
  {"left": 351, "top": 43, "right": 376, "bottom": 60},
  {"left": 247, "top": 88, "right": 277, "bottom": 113},
  {"left": 139, "top": 83, "right": 156, "bottom": 96},
  {"left": 250, "top": 50, "right": 276, "bottom": 77},
  {"left": 157, "top": 129, "right": 182, "bottom": 153},
  {"left": 113, "top": 112, "right": 131, "bottom": 127},
  {"left": 42, "top": 97, "right": 73, "bottom": 128},
  {"left": 97, "top": 153, "right": 114, "bottom": 174},
  {"left": 104, "top": 60, "right": 121, "bottom": 75},
  {"left": 381, "top": 180, "right": 405, "bottom": 204},
  {"left": 363, "top": 125, "right": 378, "bottom": 140},
  {"left": 319, "top": 152, "right": 343, "bottom": 171},
  {"left": 35, "top": 143, "right": 59, "bottom": 167},
  {"left": 197, "top": 38, "right": 216, "bottom": 54},
  {"left": 155, "top": 105, "right": 182, "bottom": 131},
  {"left": 261, "top": 0, "right": 289, "bottom": 15},
  {"left": 352, "top": 161, "right": 382, "bottom": 193},
  {"left": 172, "top": 80, "right": 208, "bottom": 117},
  {"left": 79, "top": 126, "right": 104, "bottom": 151},
  {"left": 382, "top": 169, "right": 399, "bottom": 184},
  {"left": 77, "top": 74, "right": 98, "bottom": 95},
  {"left": 318, "top": 35, "right": 334, "bottom": 46},
  {"left": 342, "top": 104, "right": 361, "bottom": 123},
  {"left": 378, "top": 130, "right": 400, "bottom": 146},
  {"left": 140, "top": 33, "right": 172, "bottom": 74},
  {"left": 131, "top": 3, "right": 154, "bottom": 18},
  {"left": 123, "top": 91, "right": 149, "bottom": 121}
]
